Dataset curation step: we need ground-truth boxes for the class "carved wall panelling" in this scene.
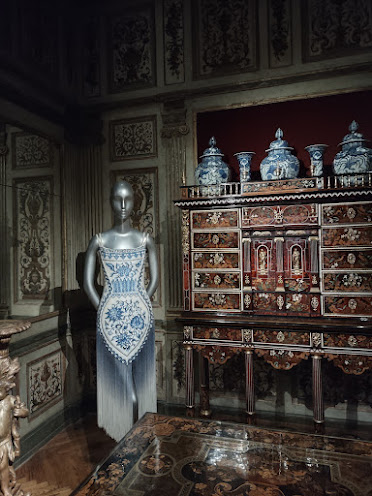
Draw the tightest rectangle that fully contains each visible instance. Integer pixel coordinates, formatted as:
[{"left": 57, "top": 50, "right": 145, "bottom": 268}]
[
  {"left": 268, "top": 0, "right": 292, "bottom": 67},
  {"left": 111, "top": 167, "right": 161, "bottom": 307},
  {"left": 163, "top": 0, "right": 185, "bottom": 84},
  {"left": 109, "top": 115, "right": 157, "bottom": 161},
  {"left": 302, "top": 0, "right": 372, "bottom": 61},
  {"left": 192, "top": 0, "right": 257, "bottom": 79},
  {"left": 27, "top": 349, "right": 65, "bottom": 420},
  {"left": 11, "top": 132, "right": 51, "bottom": 170},
  {"left": 13, "top": 177, "right": 54, "bottom": 304},
  {"left": 108, "top": 5, "right": 156, "bottom": 93}
]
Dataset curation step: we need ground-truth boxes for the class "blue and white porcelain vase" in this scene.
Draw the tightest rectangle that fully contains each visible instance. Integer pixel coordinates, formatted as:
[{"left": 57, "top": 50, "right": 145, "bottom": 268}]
[
  {"left": 195, "top": 137, "right": 231, "bottom": 185},
  {"left": 333, "top": 121, "right": 372, "bottom": 175},
  {"left": 234, "top": 151, "right": 255, "bottom": 182},
  {"left": 260, "top": 128, "right": 300, "bottom": 180},
  {"left": 305, "top": 144, "right": 328, "bottom": 177}
]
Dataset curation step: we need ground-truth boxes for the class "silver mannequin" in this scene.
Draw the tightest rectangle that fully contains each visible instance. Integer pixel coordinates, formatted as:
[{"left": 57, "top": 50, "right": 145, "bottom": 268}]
[
  {"left": 83, "top": 181, "right": 159, "bottom": 308},
  {"left": 83, "top": 181, "right": 159, "bottom": 423}
]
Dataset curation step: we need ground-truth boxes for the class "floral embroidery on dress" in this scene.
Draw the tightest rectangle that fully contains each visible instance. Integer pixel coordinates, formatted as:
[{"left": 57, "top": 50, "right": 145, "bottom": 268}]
[{"left": 97, "top": 244, "right": 153, "bottom": 364}]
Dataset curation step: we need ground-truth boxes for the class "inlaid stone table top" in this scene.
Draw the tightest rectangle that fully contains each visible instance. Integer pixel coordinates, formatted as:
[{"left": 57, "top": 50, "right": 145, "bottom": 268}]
[{"left": 72, "top": 413, "right": 372, "bottom": 496}]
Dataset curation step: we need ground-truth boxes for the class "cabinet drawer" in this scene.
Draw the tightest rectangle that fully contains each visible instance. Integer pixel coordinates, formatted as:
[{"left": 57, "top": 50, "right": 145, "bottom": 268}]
[
  {"left": 253, "top": 292, "right": 317, "bottom": 315},
  {"left": 323, "top": 295, "right": 372, "bottom": 317},
  {"left": 192, "top": 231, "right": 239, "bottom": 249},
  {"left": 323, "top": 272, "right": 372, "bottom": 293},
  {"left": 254, "top": 329, "right": 310, "bottom": 346},
  {"left": 193, "top": 251, "right": 240, "bottom": 269},
  {"left": 242, "top": 204, "right": 318, "bottom": 227},
  {"left": 322, "top": 249, "right": 372, "bottom": 270},
  {"left": 193, "top": 292, "right": 241, "bottom": 312},
  {"left": 322, "top": 226, "right": 372, "bottom": 247},
  {"left": 322, "top": 202, "right": 372, "bottom": 225},
  {"left": 193, "top": 272, "right": 240, "bottom": 290},
  {"left": 192, "top": 209, "right": 239, "bottom": 229},
  {"left": 323, "top": 333, "right": 372, "bottom": 350},
  {"left": 193, "top": 326, "right": 242, "bottom": 341}
]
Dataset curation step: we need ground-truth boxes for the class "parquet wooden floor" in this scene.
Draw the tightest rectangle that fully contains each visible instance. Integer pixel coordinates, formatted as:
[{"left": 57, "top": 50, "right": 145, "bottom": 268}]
[{"left": 16, "top": 414, "right": 116, "bottom": 494}]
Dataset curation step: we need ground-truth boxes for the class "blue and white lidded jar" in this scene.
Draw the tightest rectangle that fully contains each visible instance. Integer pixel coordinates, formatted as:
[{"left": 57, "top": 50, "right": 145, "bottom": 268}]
[
  {"left": 260, "top": 128, "right": 300, "bottom": 181},
  {"left": 333, "top": 121, "right": 372, "bottom": 175},
  {"left": 195, "top": 137, "right": 231, "bottom": 185}
]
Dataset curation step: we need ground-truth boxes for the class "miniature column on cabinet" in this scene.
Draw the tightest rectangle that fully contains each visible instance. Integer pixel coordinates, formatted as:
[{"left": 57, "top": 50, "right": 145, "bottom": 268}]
[{"left": 275, "top": 237, "right": 284, "bottom": 291}]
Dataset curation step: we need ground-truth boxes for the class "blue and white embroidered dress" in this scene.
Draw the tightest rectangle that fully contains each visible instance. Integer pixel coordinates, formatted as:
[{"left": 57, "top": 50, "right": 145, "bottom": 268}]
[{"left": 96, "top": 234, "right": 156, "bottom": 441}]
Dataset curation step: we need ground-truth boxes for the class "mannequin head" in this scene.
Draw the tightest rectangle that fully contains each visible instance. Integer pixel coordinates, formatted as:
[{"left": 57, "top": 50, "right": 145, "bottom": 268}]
[{"left": 110, "top": 181, "right": 134, "bottom": 222}]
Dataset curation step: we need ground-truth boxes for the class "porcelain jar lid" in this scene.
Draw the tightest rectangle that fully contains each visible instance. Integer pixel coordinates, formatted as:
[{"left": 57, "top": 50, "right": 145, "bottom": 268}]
[
  {"left": 265, "top": 128, "right": 294, "bottom": 152},
  {"left": 339, "top": 120, "right": 369, "bottom": 146},
  {"left": 199, "top": 136, "right": 224, "bottom": 159}
]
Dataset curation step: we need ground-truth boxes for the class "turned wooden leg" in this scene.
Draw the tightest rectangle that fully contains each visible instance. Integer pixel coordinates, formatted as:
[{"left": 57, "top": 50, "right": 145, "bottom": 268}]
[
  {"left": 199, "top": 354, "right": 211, "bottom": 416},
  {"left": 245, "top": 350, "right": 255, "bottom": 416},
  {"left": 312, "top": 354, "right": 324, "bottom": 423},
  {"left": 184, "top": 345, "right": 195, "bottom": 409}
]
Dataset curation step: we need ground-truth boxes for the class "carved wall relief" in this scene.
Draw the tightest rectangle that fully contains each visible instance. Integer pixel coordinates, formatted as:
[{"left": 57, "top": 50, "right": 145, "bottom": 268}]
[
  {"left": 13, "top": 177, "right": 53, "bottom": 303},
  {"left": 27, "top": 350, "right": 64, "bottom": 419},
  {"left": 11, "top": 132, "right": 51, "bottom": 170},
  {"left": 302, "top": 0, "right": 372, "bottom": 61},
  {"left": 110, "top": 116, "right": 157, "bottom": 161},
  {"left": 108, "top": 5, "right": 156, "bottom": 92},
  {"left": 269, "top": 0, "right": 292, "bottom": 67},
  {"left": 193, "top": 0, "right": 257, "bottom": 78},
  {"left": 164, "top": 0, "right": 185, "bottom": 84}
]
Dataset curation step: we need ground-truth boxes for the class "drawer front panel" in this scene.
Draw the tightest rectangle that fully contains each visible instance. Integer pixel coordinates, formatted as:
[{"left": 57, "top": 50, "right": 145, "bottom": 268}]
[
  {"left": 323, "top": 295, "right": 372, "bottom": 317},
  {"left": 193, "top": 231, "right": 239, "bottom": 249},
  {"left": 193, "top": 292, "right": 241, "bottom": 312},
  {"left": 323, "top": 272, "right": 372, "bottom": 293},
  {"left": 253, "top": 293, "right": 278, "bottom": 312},
  {"left": 193, "top": 252, "right": 240, "bottom": 269},
  {"left": 242, "top": 204, "right": 317, "bottom": 227},
  {"left": 192, "top": 210, "right": 239, "bottom": 229},
  {"left": 322, "top": 227, "right": 372, "bottom": 247},
  {"left": 193, "top": 327, "right": 242, "bottom": 341},
  {"left": 322, "top": 249, "right": 372, "bottom": 270},
  {"left": 323, "top": 333, "right": 372, "bottom": 350},
  {"left": 252, "top": 278, "right": 276, "bottom": 291},
  {"left": 254, "top": 330, "right": 310, "bottom": 346},
  {"left": 322, "top": 203, "right": 372, "bottom": 225},
  {"left": 193, "top": 272, "right": 240, "bottom": 290}
]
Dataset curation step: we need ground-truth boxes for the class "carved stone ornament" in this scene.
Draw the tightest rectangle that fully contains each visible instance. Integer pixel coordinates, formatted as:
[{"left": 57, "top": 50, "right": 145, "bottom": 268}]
[{"left": 0, "top": 320, "right": 31, "bottom": 496}]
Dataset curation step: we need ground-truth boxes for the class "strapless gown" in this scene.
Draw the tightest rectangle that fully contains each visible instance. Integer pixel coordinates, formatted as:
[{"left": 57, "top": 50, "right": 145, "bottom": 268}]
[{"left": 96, "top": 234, "right": 157, "bottom": 441}]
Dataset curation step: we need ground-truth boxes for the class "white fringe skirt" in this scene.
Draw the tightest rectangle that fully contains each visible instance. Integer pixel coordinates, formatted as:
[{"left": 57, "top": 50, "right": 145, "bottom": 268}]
[{"left": 96, "top": 327, "right": 157, "bottom": 442}]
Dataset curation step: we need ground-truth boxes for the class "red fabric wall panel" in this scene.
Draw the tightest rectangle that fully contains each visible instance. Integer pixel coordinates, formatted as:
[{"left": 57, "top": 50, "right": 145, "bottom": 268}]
[{"left": 196, "top": 91, "right": 372, "bottom": 181}]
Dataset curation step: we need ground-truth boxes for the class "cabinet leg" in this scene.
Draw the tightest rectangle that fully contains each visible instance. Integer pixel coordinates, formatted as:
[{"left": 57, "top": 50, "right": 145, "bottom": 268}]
[
  {"left": 185, "top": 345, "right": 195, "bottom": 409},
  {"left": 199, "top": 354, "right": 211, "bottom": 416},
  {"left": 245, "top": 350, "right": 255, "bottom": 416},
  {"left": 312, "top": 354, "right": 324, "bottom": 424}
]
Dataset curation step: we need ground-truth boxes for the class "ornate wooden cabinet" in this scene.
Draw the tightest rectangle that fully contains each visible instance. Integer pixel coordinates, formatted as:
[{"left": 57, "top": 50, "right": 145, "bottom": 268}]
[{"left": 175, "top": 175, "right": 372, "bottom": 423}]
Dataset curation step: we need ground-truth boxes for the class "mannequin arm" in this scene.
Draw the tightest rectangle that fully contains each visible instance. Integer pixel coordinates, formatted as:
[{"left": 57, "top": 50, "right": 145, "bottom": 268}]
[
  {"left": 146, "top": 235, "right": 159, "bottom": 299},
  {"left": 83, "top": 235, "right": 100, "bottom": 310}
]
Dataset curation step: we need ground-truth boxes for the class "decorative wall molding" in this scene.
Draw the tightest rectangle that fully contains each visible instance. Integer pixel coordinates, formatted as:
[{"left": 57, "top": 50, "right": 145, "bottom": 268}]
[
  {"left": 27, "top": 349, "right": 65, "bottom": 419},
  {"left": 269, "top": 0, "right": 292, "bottom": 67},
  {"left": 0, "top": 124, "right": 9, "bottom": 317},
  {"left": 110, "top": 115, "right": 157, "bottom": 161},
  {"left": 11, "top": 132, "right": 51, "bottom": 169},
  {"left": 193, "top": 0, "right": 257, "bottom": 79},
  {"left": 111, "top": 167, "right": 161, "bottom": 307},
  {"left": 13, "top": 177, "right": 53, "bottom": 303},
  {"left": 302, "top": 0, "right": 372, "bottom": 61},
  {"left": 164, "top": 0, "right": 185, "bottom": 84},
  {"left": 108, "top": 5, "right": 156, "bottom": 93}
]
